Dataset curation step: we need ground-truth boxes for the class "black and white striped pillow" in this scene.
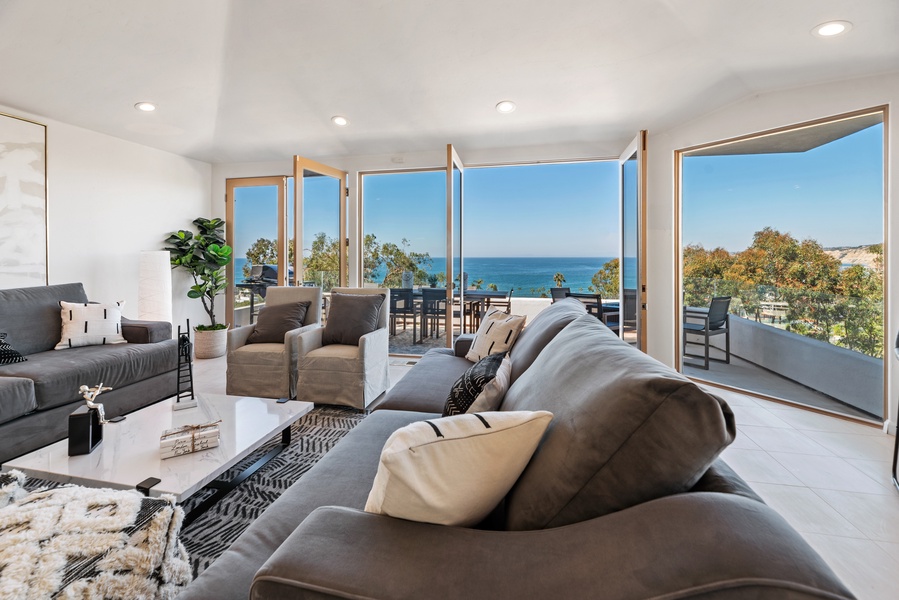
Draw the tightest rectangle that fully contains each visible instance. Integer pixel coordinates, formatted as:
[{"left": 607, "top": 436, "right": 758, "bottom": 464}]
[
  {"left": 444, "top": 352, "right": 510, "bottom": 416},
  {"left": 0, "top": 333, "right": 26, "bottom": 365},
  {"left": 55, "top": 300, "right": 127, "bottom": 349}
]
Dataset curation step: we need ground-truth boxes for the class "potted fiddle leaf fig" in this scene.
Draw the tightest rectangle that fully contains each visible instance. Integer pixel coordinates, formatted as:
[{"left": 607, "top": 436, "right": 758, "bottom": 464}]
[{"left": 164, "top": 217, "right": 233, "bottom": 358}]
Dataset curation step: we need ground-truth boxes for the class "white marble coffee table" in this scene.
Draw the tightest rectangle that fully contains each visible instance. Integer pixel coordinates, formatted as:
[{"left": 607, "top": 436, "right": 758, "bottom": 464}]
[{"left": 4, "top": 393, "right": 313, "bottom": 524}]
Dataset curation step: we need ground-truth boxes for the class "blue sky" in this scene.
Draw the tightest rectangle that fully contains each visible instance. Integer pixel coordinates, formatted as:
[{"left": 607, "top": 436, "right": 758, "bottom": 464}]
[
  {"left": 363, "top": 162, "right": 619, "bottom": 257},
  {"left": 234, "top": 122, "right": 883, "bottom": 261},
  {"left": 682, "top": 124, "right": 883, "bottom": 251}
]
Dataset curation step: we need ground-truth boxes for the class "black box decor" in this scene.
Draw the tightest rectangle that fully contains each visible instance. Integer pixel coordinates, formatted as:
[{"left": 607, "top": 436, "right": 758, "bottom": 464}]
[{"left": 68, "top": 404, "right": 102, "bottom": 455}]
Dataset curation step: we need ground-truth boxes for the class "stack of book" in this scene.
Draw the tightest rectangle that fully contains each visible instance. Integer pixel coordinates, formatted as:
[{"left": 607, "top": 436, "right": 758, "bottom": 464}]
[{"left": 160, "top": 420, "right": 221, "bottom": 459}]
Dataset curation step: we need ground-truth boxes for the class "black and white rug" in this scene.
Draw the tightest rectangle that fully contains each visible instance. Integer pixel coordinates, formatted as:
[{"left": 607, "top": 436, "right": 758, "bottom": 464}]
[{"left": 23, "top": 405, "right": 365, "bottom": 578}]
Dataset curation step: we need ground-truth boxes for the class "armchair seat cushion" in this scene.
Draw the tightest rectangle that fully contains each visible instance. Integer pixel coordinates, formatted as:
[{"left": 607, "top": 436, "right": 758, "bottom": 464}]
[
  {"left": 230, "top": 343, "right": 287, "bottom": 365},
  {"left": 302, "top": 344, "right": 363, "bottom": 373}
]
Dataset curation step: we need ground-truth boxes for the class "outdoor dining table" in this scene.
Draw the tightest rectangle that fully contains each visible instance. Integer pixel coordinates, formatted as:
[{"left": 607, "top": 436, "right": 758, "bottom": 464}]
[{"left": 410, "top": 288, "right": 512, "bottom": 342}]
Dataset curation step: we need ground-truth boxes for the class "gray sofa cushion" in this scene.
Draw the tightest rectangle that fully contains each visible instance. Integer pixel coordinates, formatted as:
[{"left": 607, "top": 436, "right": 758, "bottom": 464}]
[
  {"left": 508, "top": 298, "right": 586, "bottom": 383},
  {"left": 0, "top": 283, "right": 88, "bottom": 356},
  {"left": 502, "top": 314, "right": 736, "bottom": 530},
  {"left": 0, "top": 340, "right": 177, "bottom": 411},
  {"left": 375, "top": 348, "right": 473, "bottom": 413},
  {"left": 121, "top": 318, "right": 173, "bottom": 344},
  {"left": 183, "top": 409, "right": 434, "bottom": 600},
  {"left": 0, "top": 377, "right": 36, "bottom": 425}
]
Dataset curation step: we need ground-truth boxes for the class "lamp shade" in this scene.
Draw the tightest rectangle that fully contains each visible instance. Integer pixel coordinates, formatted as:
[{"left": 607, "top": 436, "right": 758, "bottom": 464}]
[{"left": 138, "top": 250, "right": 173, "bottom": 323}]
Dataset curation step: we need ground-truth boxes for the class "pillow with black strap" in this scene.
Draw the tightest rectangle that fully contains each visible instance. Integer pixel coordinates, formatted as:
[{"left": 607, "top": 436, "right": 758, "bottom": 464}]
[
  {"left": 444, "top": 352, "right": 511, "bottom": 417},
  {"left": 465, "top": 307, "right": 526, "bottom": 362},
  {"left": 246, "top": 301, "right": 311, "bottom": 344},
  {"left": 322, "top": 292, "right": 385, "bottom": 346},
  {"left": 0, "top": 333, "right": 26, "bottom": 365},
  {"left": 55, "top": 300, "right": 127, "bottom": 349}
]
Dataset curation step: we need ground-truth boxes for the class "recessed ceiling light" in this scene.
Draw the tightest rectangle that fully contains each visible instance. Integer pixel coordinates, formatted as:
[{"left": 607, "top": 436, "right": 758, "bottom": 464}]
[
  {"left": 813, "top": 20, "right": 852, "bottom": 37},
  {"left": 331, "top": 115, "right": 349, "bottom": 127},
  {"left": 134, "top": 102, "right": 156, "bottom": 112},
  {"left": 495, "top": 100, "right": 517, "bottom": 114}
]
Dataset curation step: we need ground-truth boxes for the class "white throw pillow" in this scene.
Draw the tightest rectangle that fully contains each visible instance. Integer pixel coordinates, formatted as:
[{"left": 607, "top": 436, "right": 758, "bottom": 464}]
[
  {"left": 56, "top": 300, "right": 127, "bottom": 349},
  {"left": 365, "top": 410, "right": 553, "bottom": 527},
  {"left": 465, "top": 308, "right": 526, "bottom": 362}
]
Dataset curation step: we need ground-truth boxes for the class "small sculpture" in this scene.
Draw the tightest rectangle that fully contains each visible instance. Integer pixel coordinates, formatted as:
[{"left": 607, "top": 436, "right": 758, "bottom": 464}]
[{"left": 79, "top": 383, "right": 112, "bottom": 424}]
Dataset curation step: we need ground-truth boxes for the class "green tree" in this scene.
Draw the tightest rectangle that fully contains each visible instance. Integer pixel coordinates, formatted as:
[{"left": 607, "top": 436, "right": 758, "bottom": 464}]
[
  {"left": 590, "top": 258, "right": 620, "bottom": 297},
  {"left": 553, "top": 272, "right": 566, "bottom": 287},
  {"left": 376, "top": 238, "right": 432, "bottom": 287},
  {"left": 243, "top": 238, "right": 295, "bottom": 277}
]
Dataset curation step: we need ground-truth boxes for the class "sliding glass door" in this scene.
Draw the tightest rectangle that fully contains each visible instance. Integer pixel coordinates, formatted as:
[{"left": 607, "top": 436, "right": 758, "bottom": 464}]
[
  {"left": 225, "top": 176, "right": 288, "bottom": 327},
  {"left": 619, "top": 131, "right": 647, "bottom": 350},
  {"left": 447, "top": 145, "right": 465, "bottom": 347},
  {"left": 294, "top": 156, "right": 347, "bottom": 290}
]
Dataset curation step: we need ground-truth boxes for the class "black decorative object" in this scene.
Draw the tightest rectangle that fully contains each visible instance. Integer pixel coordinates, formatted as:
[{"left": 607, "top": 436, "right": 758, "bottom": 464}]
[
  {"left": 68, "top": 404, "right": 103, "bottom": 455},
  {"left": 174, "top": 319, "right": 197, "bottom": 411},
  {"left": 892, "top": 331, "right": 899, "bottom": 492}
]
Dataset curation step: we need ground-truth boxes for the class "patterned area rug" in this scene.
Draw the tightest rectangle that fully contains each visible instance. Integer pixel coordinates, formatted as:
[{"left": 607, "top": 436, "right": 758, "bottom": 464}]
[{"left": 24, "top": 405, "right": 365, "bottom": 578}]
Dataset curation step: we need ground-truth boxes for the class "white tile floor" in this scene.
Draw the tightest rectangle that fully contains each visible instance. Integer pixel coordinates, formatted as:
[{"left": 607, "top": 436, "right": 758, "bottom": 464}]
[
  {"left": 713, "top": 387, "right": 899, "bottom": 600},
  {"left": 194, "top": 356, "right": 899, "bottom": 600}
]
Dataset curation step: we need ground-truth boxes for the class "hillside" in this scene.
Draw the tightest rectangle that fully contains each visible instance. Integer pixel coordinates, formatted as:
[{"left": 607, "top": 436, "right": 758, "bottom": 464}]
[{"left": 823, "top": 244, "right": 880, "bottom": 269}]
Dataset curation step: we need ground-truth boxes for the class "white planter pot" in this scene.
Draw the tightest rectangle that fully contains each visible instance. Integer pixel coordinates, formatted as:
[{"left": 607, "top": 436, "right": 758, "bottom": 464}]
[{"left": 194, "top": 327, "right": 228, "bottom": 359}]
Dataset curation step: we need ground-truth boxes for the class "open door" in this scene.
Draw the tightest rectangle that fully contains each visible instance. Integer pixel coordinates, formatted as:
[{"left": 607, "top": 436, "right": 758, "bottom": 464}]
[
  {"left": 447, "top": 145, "right": 464, "bottom": 348},
  {"left": 619, "top": 131, "right": 647, "bottom": 350},
  {"left": 225, "top": 176, "right": 289, "bottom": 327},
  {"left": 294, "top": 156, "right": 348, "bottom": 290}
]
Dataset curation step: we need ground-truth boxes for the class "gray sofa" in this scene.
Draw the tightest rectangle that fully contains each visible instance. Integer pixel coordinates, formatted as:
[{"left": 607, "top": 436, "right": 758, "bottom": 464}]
[
  {"left": 0, "top": 283, "right": 178, "bottom": 463},
  {"left": 183, "top": 299, "right": 854, "bottom": 600}
]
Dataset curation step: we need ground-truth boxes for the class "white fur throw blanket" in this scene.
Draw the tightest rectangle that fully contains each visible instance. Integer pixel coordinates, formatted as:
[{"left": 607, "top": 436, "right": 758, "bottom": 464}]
[{"left": 0, "top": 483, "right": 191, "bottom": 599}]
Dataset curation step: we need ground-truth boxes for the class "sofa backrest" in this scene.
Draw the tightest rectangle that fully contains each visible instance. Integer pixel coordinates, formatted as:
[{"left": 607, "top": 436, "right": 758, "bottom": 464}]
[
  {"left": 0, "top": 283, "right": 88, "bottom": 356},
  {"left": 501, "top": 313, "right": 736, "bottom": 530},
  {"left": 507, "top": 298, "right": 586, "bottom": 383}
]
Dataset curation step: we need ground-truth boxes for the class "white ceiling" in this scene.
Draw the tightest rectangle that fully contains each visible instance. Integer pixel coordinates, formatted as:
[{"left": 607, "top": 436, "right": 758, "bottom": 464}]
[{"left": 0, "top": 0, "right": 896, "bottom": 164}]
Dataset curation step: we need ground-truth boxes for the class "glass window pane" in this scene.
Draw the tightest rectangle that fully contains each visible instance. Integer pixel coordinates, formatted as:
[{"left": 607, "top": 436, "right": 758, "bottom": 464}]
[{"left": 681, "top": 116, "right": 884, "bottom": 420}]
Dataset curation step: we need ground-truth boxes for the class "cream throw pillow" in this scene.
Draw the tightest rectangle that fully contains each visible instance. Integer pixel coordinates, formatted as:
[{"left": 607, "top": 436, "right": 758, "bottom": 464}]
[
  {"left": 465, "top": 308, "right": 526, "bottom": 362},
  {"left": 365, "top": 410, "right": 553, "bottom": 527},
  {"left": 56, "top": 300, "right": 127, "bottom": 349}
]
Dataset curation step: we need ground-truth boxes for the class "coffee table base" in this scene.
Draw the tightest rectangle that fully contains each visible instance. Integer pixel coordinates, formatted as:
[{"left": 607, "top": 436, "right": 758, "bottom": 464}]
[{"left": 152, "top": 427, "right": 292, "bottom": 528}]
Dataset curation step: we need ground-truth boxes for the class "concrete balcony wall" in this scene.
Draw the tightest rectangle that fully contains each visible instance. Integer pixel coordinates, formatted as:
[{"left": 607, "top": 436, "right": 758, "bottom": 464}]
[{"left": 696, "top": 315, "right": 883, "bottom": 417}]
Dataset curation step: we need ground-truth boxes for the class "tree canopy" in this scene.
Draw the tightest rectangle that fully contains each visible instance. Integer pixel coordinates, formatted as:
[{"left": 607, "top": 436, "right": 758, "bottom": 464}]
[{"left": 684, "top": 227, "right": 883, "bottom": 358}]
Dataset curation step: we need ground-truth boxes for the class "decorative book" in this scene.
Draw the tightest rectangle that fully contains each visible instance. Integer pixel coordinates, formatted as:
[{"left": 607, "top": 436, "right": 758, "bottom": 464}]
[{"left": 160, "top": 420, "right": 221, "bottom": 459}]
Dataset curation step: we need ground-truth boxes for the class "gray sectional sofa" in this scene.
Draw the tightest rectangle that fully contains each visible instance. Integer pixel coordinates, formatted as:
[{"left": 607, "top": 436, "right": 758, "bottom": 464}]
[
  {"left": 183, "top": 299, "right": 854, "bottom": 600},
  {"left": 0, "top": 283, "right": 178, "bottom": 462}
]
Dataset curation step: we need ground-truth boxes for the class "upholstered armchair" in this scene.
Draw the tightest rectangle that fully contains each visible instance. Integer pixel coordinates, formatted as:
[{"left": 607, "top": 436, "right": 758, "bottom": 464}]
[
  {"left": 295, "top": 287, "right": 390, "bottom": 409},
  {"left": 226, "top": 286, "right": 323, "bottom": 399}
]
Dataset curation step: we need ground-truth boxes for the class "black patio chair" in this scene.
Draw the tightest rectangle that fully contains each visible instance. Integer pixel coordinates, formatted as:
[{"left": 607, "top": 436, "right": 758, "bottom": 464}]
[
  {"left": 550, "top": 287, "right": 570, "bottom": 303},
  {"left": 683, "top": 296, "right": 731, "bottom": 370},
  {"left": 565, "top": 292, "right": 620, "bottom": 333},
  {"left": 389, "top": 288, "right": 416, "bottom": 336},
  {"left": 420, "top": 288, "right": 447, "bottom": 340}
]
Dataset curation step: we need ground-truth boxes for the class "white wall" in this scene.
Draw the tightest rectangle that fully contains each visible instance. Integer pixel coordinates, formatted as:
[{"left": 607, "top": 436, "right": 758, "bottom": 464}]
[
  {"left": 645, "top": 71, "right": 898, "bottom": 432},
  {"left": 1, "top": 103, "right": 213, "bottom": 332}
]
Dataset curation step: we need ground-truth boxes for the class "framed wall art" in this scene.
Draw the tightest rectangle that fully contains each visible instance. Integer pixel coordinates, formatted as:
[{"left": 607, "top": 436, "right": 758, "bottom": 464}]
[{"left": 0, "top": 112, "right": 48, "bottom": 288}]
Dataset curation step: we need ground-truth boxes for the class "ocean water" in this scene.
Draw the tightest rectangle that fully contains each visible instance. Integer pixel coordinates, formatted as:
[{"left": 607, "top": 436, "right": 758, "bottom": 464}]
[
  {"left": 235, "top": 256, "right": 630, "bottom": 298},
  {"left": 373, "top": 256, "right": 624, "bottom": 298}
]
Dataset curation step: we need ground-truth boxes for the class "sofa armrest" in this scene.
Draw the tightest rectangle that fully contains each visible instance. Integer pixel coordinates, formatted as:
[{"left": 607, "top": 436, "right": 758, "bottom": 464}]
[
  {"left": 120, "top": 318, "right": 172, "bottom": 344},
  {"left": 453, "top": 333, "right": 475, "bottom": 358},
  {"left": 227, "top": 325, "right": 255, "bottom": 352},
  {"left": 252, "top": 495, "right": 854, "bottom": 600}
]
